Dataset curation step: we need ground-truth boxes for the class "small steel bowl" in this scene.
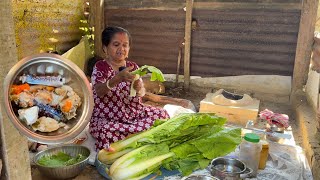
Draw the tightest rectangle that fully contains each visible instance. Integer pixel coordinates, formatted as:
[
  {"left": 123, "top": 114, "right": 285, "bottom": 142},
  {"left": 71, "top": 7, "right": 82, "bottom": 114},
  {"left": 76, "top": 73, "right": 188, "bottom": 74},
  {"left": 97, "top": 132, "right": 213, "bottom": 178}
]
[
  {"left": 3, "top": 53, "right": 93, "bottom": 144},
  {"left": 208, "top": 157, "right": 248, "bottom": 180},
  {"left": 181, "top": 174, "right": 220, "bottom": 180},
  {"left": 34, "top": 145, "right": 90, "bottom": 179},
  {"left": 266, "top": 123, "right": 285, "bottom": 142},
  {"left": 266, "top": 123, "right": 285, "bottom": 133}
]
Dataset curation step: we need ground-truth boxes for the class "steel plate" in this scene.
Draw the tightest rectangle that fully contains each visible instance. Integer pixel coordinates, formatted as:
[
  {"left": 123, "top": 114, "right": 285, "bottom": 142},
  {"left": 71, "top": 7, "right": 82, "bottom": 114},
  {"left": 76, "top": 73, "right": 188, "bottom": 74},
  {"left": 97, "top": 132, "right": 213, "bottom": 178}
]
[{"left": 3, "top": 53, "right": 93, "bottom": 144}]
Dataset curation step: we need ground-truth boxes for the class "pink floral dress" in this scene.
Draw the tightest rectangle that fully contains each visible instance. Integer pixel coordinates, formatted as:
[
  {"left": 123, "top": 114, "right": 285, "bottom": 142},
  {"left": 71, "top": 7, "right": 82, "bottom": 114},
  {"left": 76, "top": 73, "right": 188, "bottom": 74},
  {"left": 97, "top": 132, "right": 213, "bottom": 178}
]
[{"left": 89, "top": 60, "right": 169, "bottom": 150}]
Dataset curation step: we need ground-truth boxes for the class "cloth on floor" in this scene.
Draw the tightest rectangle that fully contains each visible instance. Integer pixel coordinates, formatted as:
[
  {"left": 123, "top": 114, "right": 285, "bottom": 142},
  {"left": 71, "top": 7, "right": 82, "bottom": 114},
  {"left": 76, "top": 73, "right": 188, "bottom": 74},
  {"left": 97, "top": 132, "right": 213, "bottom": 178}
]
[
  {"left": 161, "top": 142, "right": 313, "bottom": 180},
  {"left": 163, "top": 104, "right": 195, "bottom": 118},
  {"left": 259, "top": 109, "right": 289, "bottom": 128}
]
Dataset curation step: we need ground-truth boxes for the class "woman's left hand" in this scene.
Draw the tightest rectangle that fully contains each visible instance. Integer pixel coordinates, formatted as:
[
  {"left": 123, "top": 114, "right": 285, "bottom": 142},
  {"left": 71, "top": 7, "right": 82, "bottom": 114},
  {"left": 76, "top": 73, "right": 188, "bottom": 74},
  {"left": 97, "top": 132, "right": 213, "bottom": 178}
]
[{"left": 133, "top": 78, "right": 146, "bottom": 97}]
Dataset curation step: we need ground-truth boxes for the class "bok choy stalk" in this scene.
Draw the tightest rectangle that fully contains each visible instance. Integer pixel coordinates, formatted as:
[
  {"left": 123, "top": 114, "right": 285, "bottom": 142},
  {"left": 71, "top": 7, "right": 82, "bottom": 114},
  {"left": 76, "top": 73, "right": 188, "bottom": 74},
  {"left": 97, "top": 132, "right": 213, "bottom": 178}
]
[
  {"left": 108, "top": 113, "right": 226, "bottom": 152},
  {"left": 99, "top": 113, "right": 226, "bottom": 164},
  {"left": 108, "top": 127, "right": 241, "bottom": 179},
  {"left": 98, "top": 148, "right": 134, "bottom": 164},
  {"left": 109, "top": 143, "right": 174, "bottom": 180},
  {"left": 129, "top": 65, "right": 165, "bottom": 97}
]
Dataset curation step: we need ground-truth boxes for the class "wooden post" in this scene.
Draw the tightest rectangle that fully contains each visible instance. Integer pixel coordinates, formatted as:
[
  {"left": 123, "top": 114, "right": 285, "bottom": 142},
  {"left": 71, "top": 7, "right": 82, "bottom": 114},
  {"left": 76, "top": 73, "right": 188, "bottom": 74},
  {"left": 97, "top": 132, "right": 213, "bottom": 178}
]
[
  {"left": 0, "top": 0, "right": 31, "bottom": 179},
  {"left": 91, "top": 0, "right": 105, "bottom": 58},
  {"left": 175, "top": 47, "right": 182, "bottom": 87},
  {"left": 291, "top": 0, "right": 319, "bottom": 95},
  {"left": 183, "top": 0, "right": 193, "bottom": 90}
]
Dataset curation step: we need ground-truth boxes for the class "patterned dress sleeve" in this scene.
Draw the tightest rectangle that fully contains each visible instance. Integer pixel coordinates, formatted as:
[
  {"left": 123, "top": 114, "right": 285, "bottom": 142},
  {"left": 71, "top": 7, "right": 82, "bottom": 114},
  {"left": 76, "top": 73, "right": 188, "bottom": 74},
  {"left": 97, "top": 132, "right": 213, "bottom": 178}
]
[{"left": 91, "top": 60, "right": 112, "bottom": 87}]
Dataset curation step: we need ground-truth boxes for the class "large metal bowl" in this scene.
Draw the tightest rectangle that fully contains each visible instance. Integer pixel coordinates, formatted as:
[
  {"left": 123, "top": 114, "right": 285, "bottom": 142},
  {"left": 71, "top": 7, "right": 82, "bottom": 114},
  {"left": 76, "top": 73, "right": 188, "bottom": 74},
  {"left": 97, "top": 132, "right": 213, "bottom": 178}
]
[
  {"left": 33, "top": 145, "right": 90, "bottom": 179},
  {"left": 3, "top": 53, "right": 93, "bottom": 144}
]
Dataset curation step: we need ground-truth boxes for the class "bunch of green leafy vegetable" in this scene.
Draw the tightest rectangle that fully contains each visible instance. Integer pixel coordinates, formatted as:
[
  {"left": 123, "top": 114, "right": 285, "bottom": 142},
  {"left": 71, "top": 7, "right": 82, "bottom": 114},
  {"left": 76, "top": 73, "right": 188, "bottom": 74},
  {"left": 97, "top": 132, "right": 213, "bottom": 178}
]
[
  {"left": 37, "top": 151, "right": 86, "bottom": 167},
  {"left": 129, "top": 65, "right": 165, "bottom": 96},
  {"left": 98, "top": 113, "right": 242, "bottom": 180}
]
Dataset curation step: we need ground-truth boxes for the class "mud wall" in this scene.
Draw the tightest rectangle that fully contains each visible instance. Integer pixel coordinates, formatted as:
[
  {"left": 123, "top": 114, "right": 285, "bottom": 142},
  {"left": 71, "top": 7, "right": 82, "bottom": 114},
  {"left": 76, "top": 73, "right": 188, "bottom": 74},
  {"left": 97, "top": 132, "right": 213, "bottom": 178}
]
[{"left": 12, "top": 0, "right": 85, "bottom": 59}]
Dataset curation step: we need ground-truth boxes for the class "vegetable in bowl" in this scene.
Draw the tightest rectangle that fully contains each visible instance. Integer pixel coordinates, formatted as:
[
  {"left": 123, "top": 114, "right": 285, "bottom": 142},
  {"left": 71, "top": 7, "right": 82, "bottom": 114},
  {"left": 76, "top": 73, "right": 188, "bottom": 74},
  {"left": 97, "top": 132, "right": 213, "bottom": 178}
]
[
  {"left": 37, "top": 151, "right": 87, "bottom": 167},
  {"left": 33, "top": 145, "right": 90, "bottom": 179}
]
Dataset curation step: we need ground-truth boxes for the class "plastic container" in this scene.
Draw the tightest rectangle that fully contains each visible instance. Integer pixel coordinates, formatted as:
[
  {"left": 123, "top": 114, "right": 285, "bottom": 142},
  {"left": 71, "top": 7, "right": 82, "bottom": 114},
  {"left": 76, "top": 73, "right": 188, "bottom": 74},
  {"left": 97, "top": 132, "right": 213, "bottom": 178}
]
[
  {"left": 239, "top": 133, "right": 262, "bottom": 177},
  {"left": 259, "top": 140, "right": 269, "bottom": 169}
]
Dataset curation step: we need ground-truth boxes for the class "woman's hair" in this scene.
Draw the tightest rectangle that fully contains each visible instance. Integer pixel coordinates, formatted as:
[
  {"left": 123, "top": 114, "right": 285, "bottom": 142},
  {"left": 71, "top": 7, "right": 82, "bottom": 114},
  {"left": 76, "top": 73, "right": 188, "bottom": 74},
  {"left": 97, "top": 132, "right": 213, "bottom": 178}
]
[
  {"left": 101, "top": 26, "right": 132, "bottom": 47},
  {"left": 86, "top": 56, "right": 101, "bottom": 77}
]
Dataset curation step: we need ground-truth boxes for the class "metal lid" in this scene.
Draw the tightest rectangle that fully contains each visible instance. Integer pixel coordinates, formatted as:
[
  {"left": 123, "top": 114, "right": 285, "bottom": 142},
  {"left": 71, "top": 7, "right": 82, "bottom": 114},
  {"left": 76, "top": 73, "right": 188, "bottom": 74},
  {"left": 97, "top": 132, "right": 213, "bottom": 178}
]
[{"left": 3, "top": 53, "right": 93, "bottom": 144}]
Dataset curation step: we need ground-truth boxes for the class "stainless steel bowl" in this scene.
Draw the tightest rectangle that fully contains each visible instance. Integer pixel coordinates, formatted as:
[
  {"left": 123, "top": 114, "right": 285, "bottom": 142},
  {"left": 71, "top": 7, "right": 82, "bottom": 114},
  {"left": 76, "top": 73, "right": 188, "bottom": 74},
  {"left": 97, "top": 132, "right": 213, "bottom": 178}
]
[
  {"left": 34, "top": 145, "right": 90, "bottom": 179},
  {"left": 266, "top": 123, "right": 285, "bottom": 142},
  {"left": 181, "top": 174, "right": 220, "bottom": 180},
  {"left": 3, "top": 53, "right": 93, "bottom": 144},
  {"left": 208, "top": 157, "right": 249, "bottom": 180}
]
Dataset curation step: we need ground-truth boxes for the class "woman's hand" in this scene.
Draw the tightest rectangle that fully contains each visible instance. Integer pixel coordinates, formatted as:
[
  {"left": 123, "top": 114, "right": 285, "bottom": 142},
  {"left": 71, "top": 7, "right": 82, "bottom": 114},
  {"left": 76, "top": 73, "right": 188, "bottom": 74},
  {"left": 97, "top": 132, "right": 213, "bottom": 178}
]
[
  {"left": 133, "top": 78, "right": 146, "bottom": 97},
  {"left": 117, "top": 66, "right": 135, "bottom": 82}
]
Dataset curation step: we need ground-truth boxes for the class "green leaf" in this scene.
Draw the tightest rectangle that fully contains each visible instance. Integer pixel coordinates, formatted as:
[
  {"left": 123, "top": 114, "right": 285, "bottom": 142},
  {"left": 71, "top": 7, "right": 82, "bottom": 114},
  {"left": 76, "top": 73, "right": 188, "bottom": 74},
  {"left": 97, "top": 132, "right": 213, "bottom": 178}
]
[{"left": 132, "top": 65, "right": 165, "bottom": 82}]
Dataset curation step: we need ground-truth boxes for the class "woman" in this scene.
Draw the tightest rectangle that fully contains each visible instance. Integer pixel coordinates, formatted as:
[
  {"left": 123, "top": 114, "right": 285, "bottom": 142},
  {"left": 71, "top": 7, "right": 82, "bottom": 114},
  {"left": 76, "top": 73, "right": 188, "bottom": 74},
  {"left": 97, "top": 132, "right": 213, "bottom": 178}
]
[{"left": 89, "top": 26, "right": 169, "bottom": 150}]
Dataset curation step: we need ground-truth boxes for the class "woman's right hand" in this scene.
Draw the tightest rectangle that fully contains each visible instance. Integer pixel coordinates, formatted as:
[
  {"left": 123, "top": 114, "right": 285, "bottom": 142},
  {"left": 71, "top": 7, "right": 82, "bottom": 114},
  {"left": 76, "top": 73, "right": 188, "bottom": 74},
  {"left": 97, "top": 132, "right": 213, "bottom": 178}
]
[
  {"left": 117, "top": 66, "right": 135, "bottom": 82},
  {"left": 95, "top": 66, "right": 136, "bottom": 97}
]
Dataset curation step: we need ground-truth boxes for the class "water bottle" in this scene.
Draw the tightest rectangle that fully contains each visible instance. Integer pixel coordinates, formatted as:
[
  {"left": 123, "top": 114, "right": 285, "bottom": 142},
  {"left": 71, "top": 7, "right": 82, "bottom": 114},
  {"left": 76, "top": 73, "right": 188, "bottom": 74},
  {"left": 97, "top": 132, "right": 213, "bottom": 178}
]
[{"left": 239, "top": 133, "right": 262, "bottom": 177}]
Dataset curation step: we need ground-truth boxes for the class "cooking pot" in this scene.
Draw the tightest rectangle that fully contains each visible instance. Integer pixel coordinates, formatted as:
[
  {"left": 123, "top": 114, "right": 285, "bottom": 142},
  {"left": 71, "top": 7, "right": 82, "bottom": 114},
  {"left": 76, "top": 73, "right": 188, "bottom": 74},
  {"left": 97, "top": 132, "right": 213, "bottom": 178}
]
[
  {"left": 3, "top": 53, "right": 93, "bottom": 144},
  {"left": 208, "top": 157, "right": 252, "bottom": 180}
]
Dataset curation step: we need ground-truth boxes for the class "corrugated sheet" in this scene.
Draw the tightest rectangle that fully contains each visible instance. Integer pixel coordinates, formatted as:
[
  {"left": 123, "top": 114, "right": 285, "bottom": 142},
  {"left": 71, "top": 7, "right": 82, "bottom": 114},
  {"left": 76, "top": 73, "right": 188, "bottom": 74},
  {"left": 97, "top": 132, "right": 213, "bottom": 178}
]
[
  {"left": 105, "top": 0, "right": 185, "bottom": 9},
  {"left": 104, "top": 0, "right": 302, "bottom": 77},
  {"left": 190, "top": 1, "right": 302, "bottom": 77},
  {"left": 12, "top": 0, "right": 84, "bottom": 60},
  {"left": 105, "top": 9, "right": 185, "bottom": 74}
]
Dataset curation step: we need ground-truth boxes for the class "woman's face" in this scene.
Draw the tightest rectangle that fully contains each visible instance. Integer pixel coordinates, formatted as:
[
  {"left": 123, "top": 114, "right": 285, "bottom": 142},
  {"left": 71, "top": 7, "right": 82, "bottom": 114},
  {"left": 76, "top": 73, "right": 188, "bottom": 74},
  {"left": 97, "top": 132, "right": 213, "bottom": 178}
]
[{"left": 104, "top": 32, "right": 130, "bottom": 62}]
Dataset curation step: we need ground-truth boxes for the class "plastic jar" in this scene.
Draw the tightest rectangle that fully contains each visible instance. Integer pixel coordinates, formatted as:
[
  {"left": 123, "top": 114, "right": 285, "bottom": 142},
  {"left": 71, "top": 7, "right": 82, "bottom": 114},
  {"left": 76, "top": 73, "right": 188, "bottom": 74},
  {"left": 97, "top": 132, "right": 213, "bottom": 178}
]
[
  {"left": 239, "top": 133, "right": 262, "bottom": 177},
  {"left": 259, "top": 140, "right": 269, "bottom": 169}
]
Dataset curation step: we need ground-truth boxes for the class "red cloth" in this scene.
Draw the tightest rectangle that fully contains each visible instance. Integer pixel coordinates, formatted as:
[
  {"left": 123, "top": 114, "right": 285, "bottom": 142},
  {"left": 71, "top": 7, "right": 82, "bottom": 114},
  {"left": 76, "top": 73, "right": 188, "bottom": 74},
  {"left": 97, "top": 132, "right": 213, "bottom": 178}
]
[
  {"left": 89, "top": 60, "right": 169, "bottom": 150},
  {"left": 259, "top": 109, "right": 289, "bottom": 128}
]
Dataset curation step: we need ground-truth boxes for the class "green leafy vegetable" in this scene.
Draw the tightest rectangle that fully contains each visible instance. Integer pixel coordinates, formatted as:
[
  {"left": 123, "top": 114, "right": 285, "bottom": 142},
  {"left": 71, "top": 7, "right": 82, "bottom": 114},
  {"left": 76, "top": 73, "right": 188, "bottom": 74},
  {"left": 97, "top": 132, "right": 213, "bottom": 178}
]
[
  {"left": 109, "top": 143, "right": 174, "bottom": 180},
  {"left": 101, "top": 113, "right": 242, "bottom": 180},
  {"left": 132, "top": 65, "right": 165, "bottom": 82},
  {"left": 108, "top": 113, "right": 226, "bottom": 152},
  {"left": 37, "top": 151, "right": 86, "bottom": 167},
  {"left": 164, "top": 127, "right": 242, "bottom": 176},
  {"left": 108, "top": 127, "right": 241, "bottom": 179},
  {"left": 129, "top": 65, "right": 165, "bottom": 97}
]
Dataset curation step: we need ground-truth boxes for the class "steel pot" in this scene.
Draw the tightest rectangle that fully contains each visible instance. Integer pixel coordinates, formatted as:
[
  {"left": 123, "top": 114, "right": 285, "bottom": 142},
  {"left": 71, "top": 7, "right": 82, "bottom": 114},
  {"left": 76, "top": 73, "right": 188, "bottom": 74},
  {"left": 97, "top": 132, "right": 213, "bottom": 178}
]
[
  {"left": 208, "top": 157, "right": 252, "bottom": 180},
  {"left": 3, "top": 53, "right": 93, "bottom": 144}
]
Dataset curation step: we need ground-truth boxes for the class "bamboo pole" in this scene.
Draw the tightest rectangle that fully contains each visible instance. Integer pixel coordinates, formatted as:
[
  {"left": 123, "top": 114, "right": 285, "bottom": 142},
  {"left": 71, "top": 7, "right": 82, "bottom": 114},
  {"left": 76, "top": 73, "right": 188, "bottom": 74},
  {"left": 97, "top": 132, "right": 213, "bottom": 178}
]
[{"left": 183, "top": 0, "right": 193, "bottom": 90}]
